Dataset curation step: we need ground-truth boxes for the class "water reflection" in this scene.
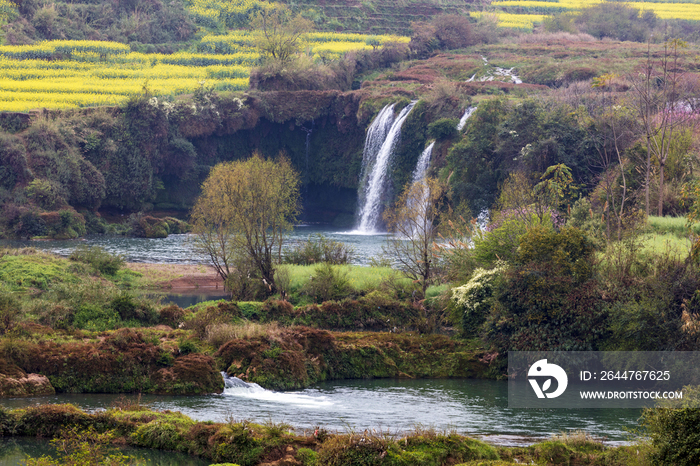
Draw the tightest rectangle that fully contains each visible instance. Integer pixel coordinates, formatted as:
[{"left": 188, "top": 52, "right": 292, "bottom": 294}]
[{"left": 0, "top": 437, "right": 209, "bottom": 466}]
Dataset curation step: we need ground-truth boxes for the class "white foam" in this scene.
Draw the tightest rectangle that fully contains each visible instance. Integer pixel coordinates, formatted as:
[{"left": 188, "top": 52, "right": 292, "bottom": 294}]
[{"left": 222, "top": 375, "right": 333, "bottom": 408}]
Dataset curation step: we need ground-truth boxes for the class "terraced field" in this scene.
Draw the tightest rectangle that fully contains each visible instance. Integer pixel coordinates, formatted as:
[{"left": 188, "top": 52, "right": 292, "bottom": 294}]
[
  {"left": 485, "top": 0, "right": 700, "bottom": 31},
  {"left": 0, "top": 34, "right": 408, "bottom": 112}
]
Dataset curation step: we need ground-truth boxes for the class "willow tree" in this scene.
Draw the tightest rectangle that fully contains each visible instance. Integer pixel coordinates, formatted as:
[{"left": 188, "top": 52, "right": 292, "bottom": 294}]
[{"left": 191, "top": 154, "right": 300, "bottom": 295}]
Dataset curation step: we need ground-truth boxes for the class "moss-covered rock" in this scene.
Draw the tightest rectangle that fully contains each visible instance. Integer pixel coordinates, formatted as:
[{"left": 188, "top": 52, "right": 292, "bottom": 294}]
[
  {"left": 12, "top": 329, "right": 223, "bottom": 396},
  {"left": 216, "top": 327, "right": 493, "bottom": 390}
]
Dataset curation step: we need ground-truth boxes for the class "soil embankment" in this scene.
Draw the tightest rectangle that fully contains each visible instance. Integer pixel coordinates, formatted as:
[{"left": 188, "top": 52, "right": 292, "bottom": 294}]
[{"left": 127, "top": 263, "right": 225, "bottom": 291}]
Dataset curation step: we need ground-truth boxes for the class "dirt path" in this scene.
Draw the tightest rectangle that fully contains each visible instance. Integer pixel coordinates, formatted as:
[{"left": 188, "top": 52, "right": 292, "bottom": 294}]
[{"left": 127, "top": 263, "right": 225, "bottom": 291}]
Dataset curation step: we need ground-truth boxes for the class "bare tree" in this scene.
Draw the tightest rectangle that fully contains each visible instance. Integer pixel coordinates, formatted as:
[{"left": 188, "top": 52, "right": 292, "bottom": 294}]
[
  {"left": 383, "top": 177, "right": 446, "bottom": 295},
  {"left": 589, "top": 73, "right": 639, "bottom": 240},
  {"left": 630, "top": 38, "right": 700, "bottom": 216}
]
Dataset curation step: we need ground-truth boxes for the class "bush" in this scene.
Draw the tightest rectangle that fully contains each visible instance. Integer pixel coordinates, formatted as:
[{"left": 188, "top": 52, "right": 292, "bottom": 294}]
[
  {"left": 205, "top": 323, "right": 238, "bottom": 349},
  {"left": 69, "top": 245, "right": 124, "bottom": 276},
  {"left": 284, "top": 234, "right": 355, "bottom": 265},
  {"left": 72, "top": 303, "right": 121, "bottom": 331},
  {"left": 484, "top": 226, "right": 605, "bottom": 351},
  {"left": 0, "top": 289, "right": 20, "bottom": 335},
  {"left": 432, "top": 14, "right": 473, "bottom": 49},
  {"left": 178, "top": 338, "right": 199, "bottom": 355},
  {"left": 300, "top": 263, "right": 352, "bottom": 303},
  {"left": 159, "top": 304, "right": 187, "bottom": 328},
  {"left": 451, "top": 264, "right": 506, "bottom": 336},
  {"left": 110, "top": 293, "right": 158, "bottom": 324},
  {"left": 427, "top": 118, "right": 458, "bottom": 140},
  {"left": 25, "top": 179, "right": 67, "bottom": 210},
  {"left": 642, "top": 385, "right": 700, "bottom": 466},
  {"left": 182, "top": 302, "right": 242, "bottom": 339}
]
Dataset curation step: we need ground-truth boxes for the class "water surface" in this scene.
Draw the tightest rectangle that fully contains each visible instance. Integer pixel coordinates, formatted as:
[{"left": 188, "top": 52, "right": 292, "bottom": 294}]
[
  {"left": 0, "top": 225, "right": 388, "bottom": 266},
  {"left": 2, "top": 378, "right": 641, "bottom": 446}
]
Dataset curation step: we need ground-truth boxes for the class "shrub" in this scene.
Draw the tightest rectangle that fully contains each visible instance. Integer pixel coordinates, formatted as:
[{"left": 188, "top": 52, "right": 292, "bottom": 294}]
[
  {"left": 427, "top": 118, "right": 458, "bottom": 140},
  {"left": 24, "top": 425, "right": 134, "bottom": 466},
  {"left": 642, "top": 385, "right": 700, "bottom": 466},
  {"left": 159, "top": 304, "right": 186, "bottom": 328},
  {"left": 73, "top": 303, "right": 121, "bottom": 331},
  {"left": 451, "top": 264, "right": 506, "bottom": 336},
  {"left": 25, "top": 179, "right": 66, "bottom": 210},
  {"left": 484, "top": 226, "right": 604, "bottom": 352},
  {"left": 300, "top": 263, "right": 352, "bottom": 303},
  {"left": 69, "top": 245, "right": 124, "bottom": 276},
  {"left": 0, "top": 289, "right": 20, "bottom": 335},
  {"left": 182, "top": 302, "right": 242, "bottom": 339},
  {"left": 432, "top": 14, "right": 473, "bottom": 49},
  {"left": 178, "top": 338, "right": 199, "bottom": 355},
  {"left": 205, "top": 323, "right": 238, "bottom": 349},
  {"left": 110, "top": 293, "right": 158, "bottom": 324},
  {"left": 284, "top": 234, "right": 355, "bottom": 265}
]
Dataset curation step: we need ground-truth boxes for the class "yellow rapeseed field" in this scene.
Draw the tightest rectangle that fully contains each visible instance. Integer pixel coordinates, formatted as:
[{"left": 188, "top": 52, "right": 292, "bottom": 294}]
[
  {"left": 487, "top": 0, "right": 700, "bottom": 30},
  {"left": 0, "top": 34, "right": 406, "bottom": 112}
]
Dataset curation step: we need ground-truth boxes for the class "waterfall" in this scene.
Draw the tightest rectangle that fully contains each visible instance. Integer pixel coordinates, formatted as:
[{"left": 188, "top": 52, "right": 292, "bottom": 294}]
[
  {"left": 355, "top": 104, "right": 396, "bottom": 229},
  {"left": 355, "top": 101, "right": 417, "bottom": 233},
  {"left": 405, "top": 141, "right": 435, "bottom": 237},
  {"left": 411, "top": 141, "right": 435, "bottom": 185},
  {"left": 457, "top": 106, "right": 477, "bottom": 131}
]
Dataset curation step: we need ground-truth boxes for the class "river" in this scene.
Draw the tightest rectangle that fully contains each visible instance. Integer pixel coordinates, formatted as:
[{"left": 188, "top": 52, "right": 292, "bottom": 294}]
[
  {"left": 0, "top": 227, "right": 644, "bottom": 453},
  {"left": 0, "top": 225, "right": 388, "bottom": 266},
  {"left": 2, "top": 378, "right": 640, "bottom": 448}
]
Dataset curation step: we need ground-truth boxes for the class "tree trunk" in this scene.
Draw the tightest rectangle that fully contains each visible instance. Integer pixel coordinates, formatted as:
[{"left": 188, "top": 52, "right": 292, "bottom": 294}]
[
  {"left": 646, "top": 136, "right": 651, "bottom": 218},
  {"left": 658, "top": 161, "right": 665, "bottom": 216}
]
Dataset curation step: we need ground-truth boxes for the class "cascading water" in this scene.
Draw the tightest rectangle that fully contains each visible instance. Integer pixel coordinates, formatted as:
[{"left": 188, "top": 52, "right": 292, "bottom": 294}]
[
  {"left": 411, "top": 141, "right": 435, "bottom": 186},
  {"left": 220, "top": 372, "right": 332, "bottom": 407},
  {"left": 457, "top": 106, "right": 477, "bottom": 131},
  {"left": 355, "top": 101, "right": 417, "bottom": 233},
  {"left": 354, "top": 104, "right": 396, "bottom": 231},
  {"left": 405, "top": 141, "right": 435, "bottom": 236}
]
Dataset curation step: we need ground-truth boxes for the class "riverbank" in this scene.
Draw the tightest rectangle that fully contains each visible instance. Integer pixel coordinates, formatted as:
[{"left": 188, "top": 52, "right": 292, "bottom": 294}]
[
  {"left": 126, "top": 262, "right": 225, "bottom": 291},
  {"left": 0, "top": 403, "right": 648, "bottom": 466}
]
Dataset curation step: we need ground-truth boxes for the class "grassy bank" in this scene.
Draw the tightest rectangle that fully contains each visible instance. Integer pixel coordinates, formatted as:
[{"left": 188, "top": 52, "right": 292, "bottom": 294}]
[{"left": 0, "top": 403, "right": 654, "bottom": 466}]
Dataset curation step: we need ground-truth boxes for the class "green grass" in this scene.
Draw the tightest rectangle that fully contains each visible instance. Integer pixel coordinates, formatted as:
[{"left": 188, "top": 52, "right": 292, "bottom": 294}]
[
  {"left": 283, "top": 264, "right": 409, "bottom": 293},
  {"left": 640, "top": 232, "right": 692, "bottom": 259},
  {"left": 0, "top": 251, "right": 76, "bottom": 291},
  {"left": 648, "top": 215, "right": 700, "bottom": 236}
]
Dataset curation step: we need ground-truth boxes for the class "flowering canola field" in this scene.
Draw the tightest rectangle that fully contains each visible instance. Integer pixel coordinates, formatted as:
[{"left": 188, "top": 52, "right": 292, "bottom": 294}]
[
  {"left": 481, "top": 0, "right": 700, "bottom": 31},
  {"left": 0, "top": 33, "right": 408, "bottom": 112}
]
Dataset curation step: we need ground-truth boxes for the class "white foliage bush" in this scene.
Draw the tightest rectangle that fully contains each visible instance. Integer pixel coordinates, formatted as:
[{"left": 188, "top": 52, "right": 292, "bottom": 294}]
[{"left": 451, "top": 262, "right": 506, "bottom": 335}]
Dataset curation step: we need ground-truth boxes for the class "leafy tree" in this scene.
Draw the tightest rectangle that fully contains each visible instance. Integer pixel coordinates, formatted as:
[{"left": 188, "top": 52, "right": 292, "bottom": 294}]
[
  {"left": 190, "top": 153, "right": 300, "bottom": 295},
  {"left": 484, "top": 225, "right": 604, "bottom": 352},
  {"left": 383, "top": 177, "right": 445, "bottom": 294},
  {"left": 251, "top": 7, "right": 313, "bottom": 63}
]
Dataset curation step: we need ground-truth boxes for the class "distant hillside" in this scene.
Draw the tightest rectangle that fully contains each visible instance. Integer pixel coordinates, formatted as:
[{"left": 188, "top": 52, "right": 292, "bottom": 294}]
[
  {"left": 0, "top": 0, "right": 482, "bottom": 48},
  {"left": 282, "top": 0, "right": 481, "bottom": 35},
  {"left": 3, "top": 0, "right": 197, "bottom": 50}
]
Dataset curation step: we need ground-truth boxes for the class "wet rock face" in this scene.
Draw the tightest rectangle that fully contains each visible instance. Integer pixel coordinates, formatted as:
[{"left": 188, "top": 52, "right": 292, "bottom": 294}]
[{"left": 0, "top": 357, "right": 55, "bottom": 397}]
